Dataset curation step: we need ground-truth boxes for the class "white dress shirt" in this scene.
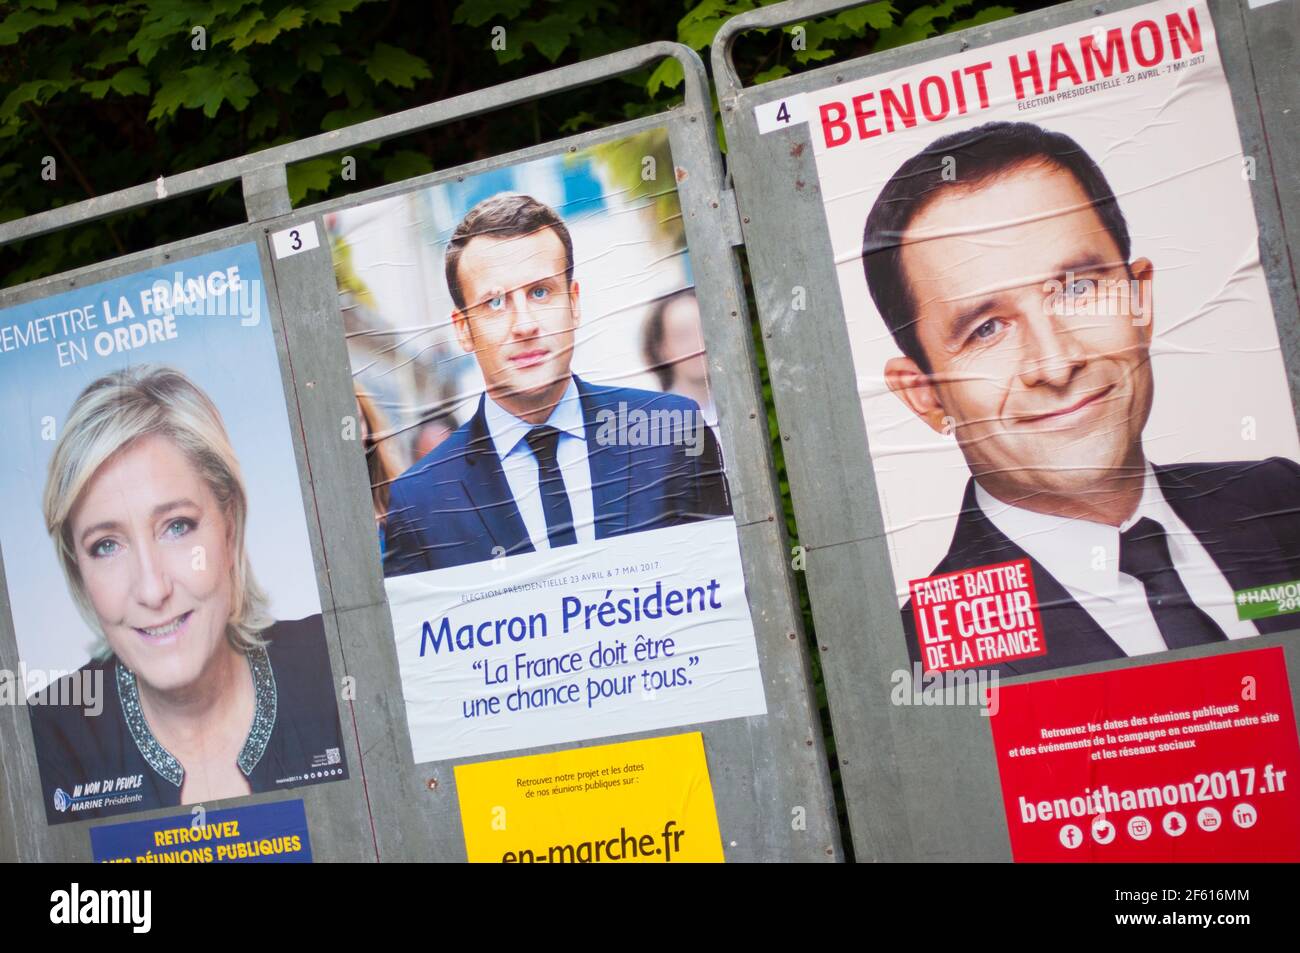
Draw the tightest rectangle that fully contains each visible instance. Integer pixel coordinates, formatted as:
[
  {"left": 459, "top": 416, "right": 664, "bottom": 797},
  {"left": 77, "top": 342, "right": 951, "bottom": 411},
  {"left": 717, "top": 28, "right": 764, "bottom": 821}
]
[
  {"left": 483, "top": 377, "right": 595, "bottom": 550},
  {"left": 974, "top": 463, "right": 1258, "bottom": 656}
]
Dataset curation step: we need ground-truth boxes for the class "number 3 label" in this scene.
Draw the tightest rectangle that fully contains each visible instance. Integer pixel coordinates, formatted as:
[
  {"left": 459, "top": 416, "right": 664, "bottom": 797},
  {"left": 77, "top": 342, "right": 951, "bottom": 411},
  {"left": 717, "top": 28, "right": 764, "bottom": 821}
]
[{"left": 271, "top": 221, "right": 321, "bottom": 259}]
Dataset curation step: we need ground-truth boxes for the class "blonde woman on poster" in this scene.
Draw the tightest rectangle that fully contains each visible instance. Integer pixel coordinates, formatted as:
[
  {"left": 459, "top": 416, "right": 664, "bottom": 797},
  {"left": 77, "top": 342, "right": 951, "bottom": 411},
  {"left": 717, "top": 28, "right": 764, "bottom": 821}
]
[{"left": 30, "top": 366, "right": 346, "bottom": 821}]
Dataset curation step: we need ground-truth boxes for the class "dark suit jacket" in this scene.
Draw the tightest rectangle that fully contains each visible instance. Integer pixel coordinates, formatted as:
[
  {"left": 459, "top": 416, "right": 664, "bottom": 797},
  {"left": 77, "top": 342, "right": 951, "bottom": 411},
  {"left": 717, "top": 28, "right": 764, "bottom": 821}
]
[
  {"left": 902, "top": 458, "right": 1300, "bottom": 675},
  {"left": 29, "top": 615, "right": 348, "bottom": 825},
  {"left": 382, "top": 376, "right": 732, "bottom": 576}
]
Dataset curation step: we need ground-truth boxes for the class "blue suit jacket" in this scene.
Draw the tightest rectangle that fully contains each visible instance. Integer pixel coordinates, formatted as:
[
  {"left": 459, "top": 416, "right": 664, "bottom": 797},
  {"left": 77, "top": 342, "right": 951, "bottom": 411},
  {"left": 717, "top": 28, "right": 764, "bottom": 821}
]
[
  {"left": 901, "top": 458, "right": 1300, "bottom": 675},
  {"left": 382, "top": 377, "right": 731, "bottom": 576}
]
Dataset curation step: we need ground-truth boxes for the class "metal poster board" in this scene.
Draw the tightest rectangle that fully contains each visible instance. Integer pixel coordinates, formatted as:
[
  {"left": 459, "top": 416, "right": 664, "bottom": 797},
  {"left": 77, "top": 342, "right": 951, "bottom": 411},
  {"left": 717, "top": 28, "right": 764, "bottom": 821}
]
[
  {"left": 717, "top": 0, "right": 1300, "bottom": 861},
  {"left": 0, "top": 227, "right": 375, "bottom": 861},
  {"left": 0, "top": 43, "right": 840, "bottom": 862}
]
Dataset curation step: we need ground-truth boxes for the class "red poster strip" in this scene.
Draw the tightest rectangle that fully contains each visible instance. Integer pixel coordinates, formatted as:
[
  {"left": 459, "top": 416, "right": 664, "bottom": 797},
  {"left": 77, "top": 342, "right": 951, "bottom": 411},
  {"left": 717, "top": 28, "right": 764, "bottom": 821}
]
[{"left": 990, "top": 648, "right": 1300, "bottom": 861}]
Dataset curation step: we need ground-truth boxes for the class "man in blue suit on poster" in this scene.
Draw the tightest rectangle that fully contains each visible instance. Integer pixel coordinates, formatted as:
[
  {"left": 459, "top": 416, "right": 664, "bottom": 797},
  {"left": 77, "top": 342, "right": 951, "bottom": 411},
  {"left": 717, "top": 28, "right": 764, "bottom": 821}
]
[{"left": 383, "top": 193, "right": 731, "bottom": 577}]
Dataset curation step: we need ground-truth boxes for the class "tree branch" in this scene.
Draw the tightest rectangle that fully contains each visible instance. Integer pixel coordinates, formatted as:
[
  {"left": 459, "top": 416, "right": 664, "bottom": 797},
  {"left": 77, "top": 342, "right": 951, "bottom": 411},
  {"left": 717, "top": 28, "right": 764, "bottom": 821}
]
[{"left": 24, "top": 102, "right": 127, "bottom": 255}]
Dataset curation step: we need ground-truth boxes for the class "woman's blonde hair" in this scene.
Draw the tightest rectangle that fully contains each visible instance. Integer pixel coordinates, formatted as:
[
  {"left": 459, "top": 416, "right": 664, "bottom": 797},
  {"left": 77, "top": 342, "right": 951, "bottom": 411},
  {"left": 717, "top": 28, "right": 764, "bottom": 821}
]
[{"left": 43, "top": 365, "right": 273, "bottom": 654}]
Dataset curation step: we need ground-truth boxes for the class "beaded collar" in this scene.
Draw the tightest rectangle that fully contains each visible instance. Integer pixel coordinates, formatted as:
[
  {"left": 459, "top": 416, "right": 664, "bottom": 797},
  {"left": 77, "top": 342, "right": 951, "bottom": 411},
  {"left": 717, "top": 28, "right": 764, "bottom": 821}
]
[{"left": 116, "top": 646, "right": 278, "bottom": 788}]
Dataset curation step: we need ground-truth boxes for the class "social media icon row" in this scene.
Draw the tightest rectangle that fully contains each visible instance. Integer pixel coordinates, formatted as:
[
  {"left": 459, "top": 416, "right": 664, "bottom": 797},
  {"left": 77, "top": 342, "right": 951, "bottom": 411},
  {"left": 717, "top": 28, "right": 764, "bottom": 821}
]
[{"left": 1057, "top": 802, "right": 1257, "bottom": 848}]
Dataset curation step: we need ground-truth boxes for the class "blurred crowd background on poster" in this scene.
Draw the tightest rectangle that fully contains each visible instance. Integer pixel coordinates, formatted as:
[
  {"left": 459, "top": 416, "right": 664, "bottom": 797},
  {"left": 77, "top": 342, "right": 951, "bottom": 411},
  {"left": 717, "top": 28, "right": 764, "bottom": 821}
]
[{"left": 326, "top": 130, "right": 718, "bottom": 533}]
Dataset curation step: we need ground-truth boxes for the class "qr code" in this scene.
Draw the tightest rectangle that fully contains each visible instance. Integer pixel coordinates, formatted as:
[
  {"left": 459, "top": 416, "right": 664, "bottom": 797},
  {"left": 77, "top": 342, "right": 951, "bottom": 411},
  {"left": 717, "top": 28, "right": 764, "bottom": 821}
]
[{"left": 325, "top": 747, "right": 340, "bottom": 765}]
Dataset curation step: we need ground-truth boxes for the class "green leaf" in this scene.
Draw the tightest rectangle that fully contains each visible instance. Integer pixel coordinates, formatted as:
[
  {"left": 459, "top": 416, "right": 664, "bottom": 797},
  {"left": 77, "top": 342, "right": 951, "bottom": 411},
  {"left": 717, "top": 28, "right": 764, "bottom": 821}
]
[
  {"left": 214, "top": 8, "right": 266, "bottom": 49},
  {"left": 110, "top": 66, "right": 149, "bottom": 96},
  {"left": 234, "top": 6, "right": 307, "bottom": 50},
  {"left": 677, "top": 0, "right": 750, "bottom": 51},
  {"left": 86, "top": 43, "right": 130, "bottom": 70},
  {"left": 946, "top": 5, "right": 1017, "bottom": 33},
  {"left": 127, "top": 6, "right": 202, "bottom": 66},
  {"left": 0, "top": 9, "right": 48, "bottom": 45},
  {"left": 0, "top": 78, "right": 71, "bottom": 119},
  {"left": 558, "top": 111, "right": 596, "bottom": 134},
  {"left": 305, "top": 0, "right": 377, "bottom": 26},
  {"left": 381, "top": 149, "right": 434, "bottom": 182},
  {"left": 836, "top": 1, "right": 896, "bottom": 33},
  {"left": 365, "top": 42, "right": 431, "bottom": 88},
  {"left": 147, "top": 61, "right": 258, "bottom": 120},
  {"left": 907, "top": 0, "right": 972, "bottom": 28},
  {"left": 90, "top": 12, "right": 121, "bottom": 35},
  {"left": 646, "top": 57, "right": 683, "bottom": 97},
  {"left": 296, "top": 34, "right": 341, "bottom": 72},
  {"left": 247, "top": 102, "right": 279, "bottom": 138},
  {"left": 494, "top": 39, "right": 524, "bottom": 65},
  {"left": 935, "top": 0, "right": 976, "bottom": 19},
  {"left": 452, "top": 0, "right": 531, "bottom": 28},
  {"left": 321, "top": 58, "right": 367, "bottom": 105},
  {"left": 574, "top": 21, "right": 636, "bottom": 60},
  {"left": 208, "top": 179, "right": 237, "bottom": 201},
  {"left": 567, "top": 0, "right": 618, "bottom": 24},
  {"left": 209, "top": 0, "right": 261, "bottom": 15},
  {"left": 875, "top": 14, "right": 939, "bottom": 51},
  {"left": 206, "top": 67, "right": 258, "bottom": 116},
  {"left": 791, "top": 21, "right": 851, "bottom": 65},
  {"left": 523, "top": 13, "right": 581, "bottom": 61},
  {"left": 753, "top": 64, "right": 791, "bottom": 85},
  {"left": 321, "top": 105, "right": 381, "bottom": 131},
  {"left": 286, "top": 156, "right": 335, "bottom": 204},
  {"left": 165, "top": 77, "right": 208, "bottom": 120}
]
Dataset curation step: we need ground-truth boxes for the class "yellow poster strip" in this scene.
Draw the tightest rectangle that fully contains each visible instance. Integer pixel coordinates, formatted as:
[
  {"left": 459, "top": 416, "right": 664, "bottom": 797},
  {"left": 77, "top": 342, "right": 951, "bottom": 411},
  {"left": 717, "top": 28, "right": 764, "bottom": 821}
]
[{"left": 454, "top": 732, "right": 724, "bottom": 863}]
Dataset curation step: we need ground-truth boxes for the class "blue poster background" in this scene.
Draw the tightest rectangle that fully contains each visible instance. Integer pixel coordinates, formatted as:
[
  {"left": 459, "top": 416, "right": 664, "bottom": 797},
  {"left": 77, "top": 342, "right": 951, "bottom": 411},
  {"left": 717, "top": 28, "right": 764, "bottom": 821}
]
[{"left": 90, "top": 799, "right": 313, "bottom": 863}]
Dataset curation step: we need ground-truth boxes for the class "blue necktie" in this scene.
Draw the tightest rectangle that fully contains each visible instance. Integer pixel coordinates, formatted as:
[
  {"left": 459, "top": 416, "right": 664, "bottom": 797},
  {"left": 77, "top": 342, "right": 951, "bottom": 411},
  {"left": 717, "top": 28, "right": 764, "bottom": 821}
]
[
  {"left": 525, "top": 425, "right": 577, "bottom": 548},
  {"left": 1119, "top": 517, "right": 1226, "bottom": 648}
]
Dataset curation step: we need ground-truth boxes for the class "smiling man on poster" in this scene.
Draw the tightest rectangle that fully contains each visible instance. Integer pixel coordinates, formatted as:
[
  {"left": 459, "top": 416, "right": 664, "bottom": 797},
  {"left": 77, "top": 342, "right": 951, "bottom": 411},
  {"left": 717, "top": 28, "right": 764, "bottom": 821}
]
[
  {"left": 863, "top": 120, "right": 1300, "bottom": 673},
  {"left": 382, "top": 193, "right": 730, "bottom": 577}
]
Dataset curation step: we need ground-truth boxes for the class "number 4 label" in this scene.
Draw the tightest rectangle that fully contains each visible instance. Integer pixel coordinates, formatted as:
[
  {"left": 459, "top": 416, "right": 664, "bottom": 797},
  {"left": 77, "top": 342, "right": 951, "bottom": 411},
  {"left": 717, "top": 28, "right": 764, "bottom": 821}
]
[
  {"left": 754, "top": 94, "right": 808, "bottom": 134},
  {"left": 271, "top": 221, "right": 320, "bottom": 259}
]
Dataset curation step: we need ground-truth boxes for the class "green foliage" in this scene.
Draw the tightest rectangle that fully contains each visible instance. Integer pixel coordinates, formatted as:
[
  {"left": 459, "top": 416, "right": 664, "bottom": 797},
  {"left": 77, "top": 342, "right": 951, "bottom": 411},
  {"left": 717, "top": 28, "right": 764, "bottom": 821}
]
[
  {"left": 452, "top": 0, "right": 532, "bottom": 29},
  {"left": 653, "top": 0, "right": 1014, "bottom": 98},
  {"left": 1, "top": 0, "right": 1030, "bottom": 285},
  {"left": 583, "top": 130, "right": 683, "bottom": 250},
  {"left": 379, "top": 148, "right": 434, "bottom": 182},
  {"left": 366, "top": 42, "right": 432, "bottom": 88},
  {"left": 875, "top": 0, "right": 1015, "bottom": 50},
  {"left": 285, "top": 156, "right": 336, "bottom": 205}
]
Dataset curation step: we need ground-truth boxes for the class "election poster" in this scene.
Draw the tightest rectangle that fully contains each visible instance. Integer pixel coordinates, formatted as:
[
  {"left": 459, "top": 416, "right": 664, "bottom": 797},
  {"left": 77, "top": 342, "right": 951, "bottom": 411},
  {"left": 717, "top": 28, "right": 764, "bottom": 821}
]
[
  {"left": 0, "top": 243, "right": 349, "bottom": 825},
  {"left": 454, "top": 732, "right": 724, "bottom": 863},
  {"left": 989, "top": 648, "right": 1300, "bottom": 861},
  {"left": 804, "top": 0, "right": 1300, "bottom": 674},
  {"left": 90, "top": 799, "right": 313, "bottom": 864},
  {"left": 326, "top": 127, "right": 767, "bottom": 763}
]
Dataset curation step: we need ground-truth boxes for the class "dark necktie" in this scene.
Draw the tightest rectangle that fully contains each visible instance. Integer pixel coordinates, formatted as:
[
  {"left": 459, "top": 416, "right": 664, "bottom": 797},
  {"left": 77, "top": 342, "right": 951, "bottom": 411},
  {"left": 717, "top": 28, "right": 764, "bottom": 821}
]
[
  {"left": 1118, "top": 517, "right": 1226, "bottom": 648},
  {"left": 525, "top": 425, "right": 577, "bottom": 548}
]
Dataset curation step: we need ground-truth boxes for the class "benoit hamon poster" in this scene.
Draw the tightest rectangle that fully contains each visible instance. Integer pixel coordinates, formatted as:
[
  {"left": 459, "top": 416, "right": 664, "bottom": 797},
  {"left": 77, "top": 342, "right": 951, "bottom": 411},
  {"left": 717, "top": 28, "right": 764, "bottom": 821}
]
[
  {"left": 806, "top": 0, "right": 1300, "bottom": 676},
  {"left": 327, "top": 128, "right": 767, "bottom": 762}
]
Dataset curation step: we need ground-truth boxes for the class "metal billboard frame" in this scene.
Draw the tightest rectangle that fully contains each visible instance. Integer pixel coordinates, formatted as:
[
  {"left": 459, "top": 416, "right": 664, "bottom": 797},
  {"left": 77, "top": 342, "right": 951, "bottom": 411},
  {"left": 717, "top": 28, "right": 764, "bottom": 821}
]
[
  {"left": 714, "top": 0, "right": 1300, "bottom": 861},
  {"left": 0, "top": 43, "right": 840, "bottom": 862}
]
